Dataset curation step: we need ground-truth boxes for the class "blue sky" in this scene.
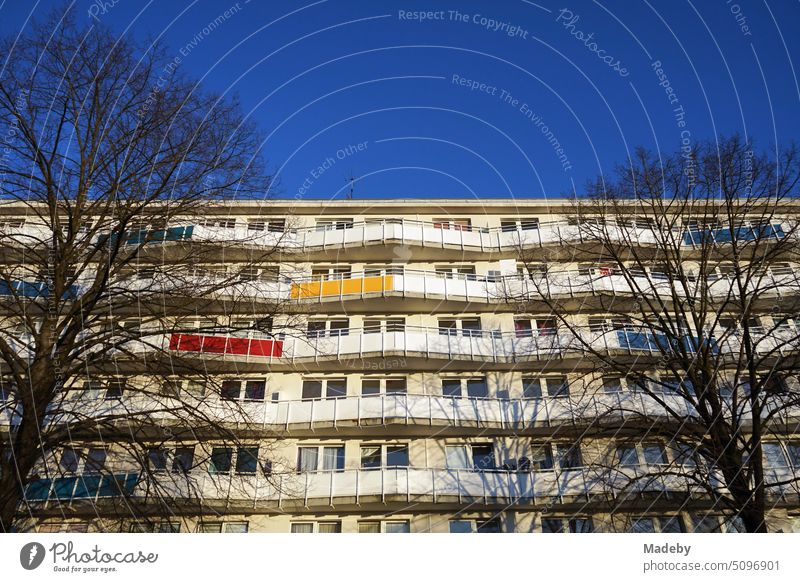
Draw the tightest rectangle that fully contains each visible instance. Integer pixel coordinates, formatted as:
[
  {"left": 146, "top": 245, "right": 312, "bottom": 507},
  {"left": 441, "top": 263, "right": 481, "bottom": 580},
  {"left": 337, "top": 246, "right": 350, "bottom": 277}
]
[{"left": 2, "top": 0, "right": 799, "bottom": 200}]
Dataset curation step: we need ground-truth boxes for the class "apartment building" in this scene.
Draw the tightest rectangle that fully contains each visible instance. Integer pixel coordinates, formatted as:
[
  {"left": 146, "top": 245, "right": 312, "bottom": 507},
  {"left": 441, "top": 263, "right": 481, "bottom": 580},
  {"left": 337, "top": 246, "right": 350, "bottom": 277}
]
[{"left": 5, "top": 198, "right": 800, "bottom": 533}]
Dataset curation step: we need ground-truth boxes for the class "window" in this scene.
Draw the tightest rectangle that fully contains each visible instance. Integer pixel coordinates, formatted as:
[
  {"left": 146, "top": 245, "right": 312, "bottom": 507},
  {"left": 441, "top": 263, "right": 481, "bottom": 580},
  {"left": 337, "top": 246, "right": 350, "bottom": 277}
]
[
  {"left": 449, "top": 520, "right": 473, "bottom": 533},
  {"left": 84, "top": 448, "right": 106, "bottom": 474},
  {"left": 130, "top": 521, "right": 181, "bottom": 533},
  {"left": 501, "top": 218, "right": 539, "bottom": 231},
  {"left": 306, "top": 318, "right": 349, "bottom": 338},
  {"left": 207, "top": 447, "right": 261, "bottom": 476},
  {"left": 542, "top": 518, "right": 594, "bottom": 533},
  {"left": 315, "top": 219, "right": 353, "bottom": 231},
  {"left": 616, "top": 445, "right": 639, "bottom": 466},
  {"left": 446, "top": 444, "right": 494, "bottom": 471},
  {"left": 433, "top": 218, "right": 471, "bottom": 231},
  {"left": 247, "top": 218, "right": 285, "bottom": 232},
  {"left": 438, "top": 318, "right": 482, "bottom": 337},
  {"left": 442, "top": 379, "right": 463, "bottom": 398},
  {"left": 291, "top": 521, "right": 341, "bottom": 533},
  {"left": 616, "top": 443, "right": 667, "bottom": 466},
  {"left": 529, "top": 444, "right": 554, "bottom": 471},
  {"left": 235, "top": 447, "right": 259, "bottom": 475},
  {"left": 104, "top": 380, "right": 125, "bottom": 400},
  {"left": 448, "top": 519, "right": 501, "bottom": 533},
  {"left": 358, "top": 521, "right": 410, "bottom": 533},
  {"left": 199, "top": 522, "right": 248, "bottom": 533},
  {"left": 691, "top": 515, "right": 723, "bottom": 533},
  {"left": 302, "top": 378, "right": 347, "bottom": 400},
  {"left": 172, "top": 447, "right": 194, "bottom": 473},
  {"left": 147, "top": 448, "right": 169, "bottom": 472},
  {"left": 209, "top": 448, "right": 232, "bottom": 474},
  {"left": 297, "top": 446, "right": 345, "bottom": 472},
  {"left": 364, "top": 318, "right": 405, "bottom": 333},
  {"left": 522, "top": 377, "right": 542, "bottom": 398},
  {"left": 360, "top": 444, "right": 409, "bottom": 469},
  {"left": 441, "top": 377, "right": 488, "bottom": 398},
  {"left": 514, "top": 317, "right": 555, "bottom": 336},
  {"left": 202, "top": 218, "right": 237, "bottom": 229},
  {"left": 310, "top": 265, "right": 352, "bottom": 281},
  {"left": 60, "top": 448, "right": 80, "bottom": 473},
  {"left": 221, "top": 379, "right": 266, "bottom": 401},
  {"left": 522, "top": 376, "right": 569, "bottom": 398},
  {"left": 435, "top": 265, "right": 477, "bottom": 280},
  {"left": 555, "top": 444, "right": 582, "bottom": 469},
  {"left": 643, "top": 443, "right": 668, "bottom": 465},
  {"left": 602, "top": 377, "right": 623, "bottom": 393},
  {"left": 361, "top": 377, "right": 407, "bottom": 396},
  {"left": 545, "top": 376, "right": 569, "bottom": 398}
]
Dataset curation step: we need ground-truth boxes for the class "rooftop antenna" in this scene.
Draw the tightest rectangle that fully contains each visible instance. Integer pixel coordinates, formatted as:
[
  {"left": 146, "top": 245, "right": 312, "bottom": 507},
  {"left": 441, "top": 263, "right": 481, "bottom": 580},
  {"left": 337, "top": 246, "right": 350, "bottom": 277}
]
[{"left": 345, "top": 172, "right": 356, "bottom": 200}]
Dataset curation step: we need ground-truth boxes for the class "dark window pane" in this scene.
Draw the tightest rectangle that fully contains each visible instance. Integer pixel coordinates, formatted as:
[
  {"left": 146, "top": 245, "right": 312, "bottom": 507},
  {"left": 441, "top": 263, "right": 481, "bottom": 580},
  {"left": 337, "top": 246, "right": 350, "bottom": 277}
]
[
  {"left": 660, "top": 516, "right": 684, "bottom": 533},
  {"left": 530, "top": 445, "right": 554, "bottom": 470},
  {"left": 471, "top": 445, "right": 495, "bottom": 471},
  {"left": 148, "top": 448, "right": 168, "bottom": 471},
  {"left": 522, "top": 378, "right": 542, "bottom": 398},
  {"left": 385, "top": 379, "right": 407, "bottom": 394},
  {"left": 467, "top": 378, "right": 488, "bottom": 398},
  {"left": 449, "top": 520, "right": 472, "bottom": 533},
  {"left": 85, "top": 449, "right": 106, "bottom": 473},
  {"left": 302, "top": 380, "right": 322, "bottom": 400},
  {"left": 630, "top": 518, "right": 655, "bottom": 533},
  {"left": 362, "top": 380, "right": 381, "bottom": 397},
  {"left": 172, "top": 447, "right": 194, "bottom": 473},
  {"left": 105, "top": 380, "right": 125, "bottom": 399},
  {"left": 643, "top": 445, "right": 667, "bottom": 465},
  {"left": 546, "top": 377, "right": 569, "bottom": 397},
  {"left": 617, "top": 446, "right": 639, "bottom": 466},
  {"left": 221, "top": 380, "right": 241, "bottom": 400},
  {"left": 569, "top": 519, "right": 594, "bottom": 533},
  {"left": 244, "top": 381, "right": 265, "bottom": 401},
  {"left": 235, "top": 447, "right": 259, "bottom": 474},
  {"left": 542, "top": 519, "right": 564, "bottom": 533},
  {"left": 476, "top": 519, "right": 501, "bottom": 533},
  {"left": 386, "top": 446, "right": 409, "bottom": 467},
  {"left": 209, "top": 448, "right": 232, "bottom": 474},
  {"left": 360, "top": 446, "right": 381, "bottom": 469},
  {"left": 558, "top": 446, "right": 582, "bottom": 469},
  {"left": 442, "top": 379, "right": 462, "bottom": 397},
  {"left": 61, "top": 448, "right": 80, "bottom": 473},
  {"left": 326, "top": 380, "right": 347, "bottom": 399}
]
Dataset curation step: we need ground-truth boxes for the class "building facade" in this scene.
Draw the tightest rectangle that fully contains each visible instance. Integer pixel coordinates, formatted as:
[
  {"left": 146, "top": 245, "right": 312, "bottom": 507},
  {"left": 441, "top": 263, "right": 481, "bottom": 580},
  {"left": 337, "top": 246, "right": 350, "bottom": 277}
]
[{"left": 6, "top": 198, "right": 800, "bottom": 533}]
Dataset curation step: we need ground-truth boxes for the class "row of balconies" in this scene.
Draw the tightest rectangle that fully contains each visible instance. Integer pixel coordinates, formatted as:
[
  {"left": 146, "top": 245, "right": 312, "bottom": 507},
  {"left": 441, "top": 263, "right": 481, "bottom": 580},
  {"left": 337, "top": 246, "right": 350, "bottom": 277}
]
[
  {"left": 1, "top": 218, "right": 789, "bottom": 257},
  {"left": 3, "top": 266, "right": 796, "bottom": 311},
  {"left": 158, "top": 323, "right": 797, "bottom": 368},
  {"left": 4, "top": 323, "right": 794, "bottom": 371},
  {"left": 22, "top": 464, "right": 800, "bottom": 508},
  {"left": 5, "top": 390, "right": 797, "bottom": 433}
]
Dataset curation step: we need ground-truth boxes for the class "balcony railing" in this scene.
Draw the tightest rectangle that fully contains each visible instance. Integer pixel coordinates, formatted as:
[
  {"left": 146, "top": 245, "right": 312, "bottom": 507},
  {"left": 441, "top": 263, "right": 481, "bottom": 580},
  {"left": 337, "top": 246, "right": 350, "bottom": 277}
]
[
  {"left": 6, "top": 385, "right": 797, "bottom": 434},
  {"left": 25, "top": 465, "right": 799, "bottom": 506},
  {"left": 162, "top": 324, "right": 800, "bottom": 365},
  {"left": 0, "top": 219, "right": 791, "bottom": 255}
]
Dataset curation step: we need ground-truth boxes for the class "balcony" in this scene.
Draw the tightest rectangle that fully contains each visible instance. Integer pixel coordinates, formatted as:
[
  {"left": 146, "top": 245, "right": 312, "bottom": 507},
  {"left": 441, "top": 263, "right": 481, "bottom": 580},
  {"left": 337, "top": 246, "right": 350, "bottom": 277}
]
[
  {"left": 26, "top": 465, "right": 799, "bottom": 509},
  {"left": 160, "top": 324, "right": 800, "bottom": 372},
  {"left": 283, "top": 267, "right": 800, "bottom": 312},
  {"left": 183, "top": 218, "right": 793, "bottom": 260}
]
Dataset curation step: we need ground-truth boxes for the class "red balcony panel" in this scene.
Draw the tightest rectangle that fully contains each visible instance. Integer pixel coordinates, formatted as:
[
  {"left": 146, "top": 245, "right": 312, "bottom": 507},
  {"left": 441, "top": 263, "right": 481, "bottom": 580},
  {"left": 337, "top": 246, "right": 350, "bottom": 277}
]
[{"left": 169, "top": 334, "right": 283, "bottom": 358}]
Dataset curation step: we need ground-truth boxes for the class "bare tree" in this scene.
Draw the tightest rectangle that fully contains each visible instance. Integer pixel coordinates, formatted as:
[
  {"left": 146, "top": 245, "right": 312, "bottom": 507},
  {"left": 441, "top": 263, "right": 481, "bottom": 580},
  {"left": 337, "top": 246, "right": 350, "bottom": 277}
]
[
  {"left": 0, "top": 10, "right": 293, "bottom": 531},
  {"left": 512, "top": 136, "right": 800, "bottom": 532}
]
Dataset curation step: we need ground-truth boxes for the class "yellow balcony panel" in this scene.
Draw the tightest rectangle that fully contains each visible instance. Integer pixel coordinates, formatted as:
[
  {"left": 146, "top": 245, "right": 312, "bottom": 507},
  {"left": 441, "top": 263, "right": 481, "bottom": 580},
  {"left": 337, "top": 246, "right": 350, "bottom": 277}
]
[{"left": 290, "top": 275, "right": 393, "bottom": 299}]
